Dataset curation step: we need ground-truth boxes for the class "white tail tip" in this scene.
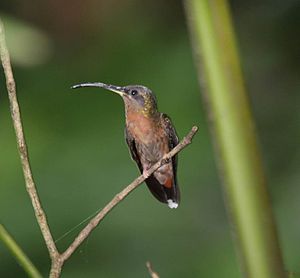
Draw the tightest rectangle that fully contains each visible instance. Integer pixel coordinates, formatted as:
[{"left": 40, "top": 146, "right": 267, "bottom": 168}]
[{"left": 167, "top": 199, "right": 178, "bottom": 209}]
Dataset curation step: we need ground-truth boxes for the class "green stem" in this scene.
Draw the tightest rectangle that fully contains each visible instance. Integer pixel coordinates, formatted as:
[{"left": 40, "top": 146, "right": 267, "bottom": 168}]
[
  {"left": 0, "top": 224, "right": 42, "bottom": 278},
  {"left": 184, "top": 0, "right": 285, "bottom": 277}
]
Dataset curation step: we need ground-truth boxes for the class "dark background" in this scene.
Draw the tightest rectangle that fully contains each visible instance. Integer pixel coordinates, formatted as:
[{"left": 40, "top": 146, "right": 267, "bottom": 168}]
[{"left": 0, "top": 1, "right": 299, "bottom": 277}]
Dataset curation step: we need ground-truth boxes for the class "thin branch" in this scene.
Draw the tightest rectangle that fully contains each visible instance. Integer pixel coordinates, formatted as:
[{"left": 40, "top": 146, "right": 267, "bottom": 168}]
[
  {"left": 146, "top": 261, "right": 160, "bottom": 278},
  {"left": 0, "top": 19, "right": 59, "bottom": 261},
  {"left": 61, "top": 125, "right": 198, "bottom": 262},
  {"left": 0, "top": 224, "right": 42, "bottom": 278},
  {"left": 0, "top": 18, "right": 199, "bottom": 278}
]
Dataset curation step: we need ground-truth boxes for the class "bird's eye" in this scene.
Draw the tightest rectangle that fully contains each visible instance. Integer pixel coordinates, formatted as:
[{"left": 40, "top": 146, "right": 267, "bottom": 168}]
[{"left": 131, "top": 90, "right": 138, "bottom": 96}]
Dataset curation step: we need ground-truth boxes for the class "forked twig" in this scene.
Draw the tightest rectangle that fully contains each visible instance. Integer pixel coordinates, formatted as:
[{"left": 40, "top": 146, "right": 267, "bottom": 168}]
[{"left": 0, "top": 19, "right": 198, "bottom": 277}]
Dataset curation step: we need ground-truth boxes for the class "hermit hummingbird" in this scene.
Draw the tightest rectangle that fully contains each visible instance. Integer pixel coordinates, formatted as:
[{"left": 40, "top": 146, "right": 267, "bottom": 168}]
[{"left": 72, "top": 82, "right": 180, "bottom": 209}]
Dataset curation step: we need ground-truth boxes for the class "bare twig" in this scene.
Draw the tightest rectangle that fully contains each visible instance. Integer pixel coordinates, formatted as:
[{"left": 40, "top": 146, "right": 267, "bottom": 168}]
[
  {"left": 61, "top": 125, "right": 198, "bottom": 262},
  {"left": 146, "top": 261, "right": 160, "bottom": 278},
  {"left": 0, "top": 18, "right": 198, "bottom": 278},
  {"left": 0, "top": 19, "right": 59, "bottom": 261}
]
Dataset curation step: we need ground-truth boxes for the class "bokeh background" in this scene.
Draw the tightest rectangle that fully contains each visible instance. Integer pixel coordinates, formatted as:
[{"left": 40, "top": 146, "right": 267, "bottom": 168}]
[{"left": 0, "top": 1, "right": 299, "bottom": 277}]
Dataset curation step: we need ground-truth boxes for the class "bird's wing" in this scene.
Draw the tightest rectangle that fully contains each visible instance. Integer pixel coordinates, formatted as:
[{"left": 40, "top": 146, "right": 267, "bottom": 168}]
[
  {"left": 124, "top": 127, "right": 143, "bottom": 172},
  {"left": 161, "top": 113, "right": 179, "bottom": 172},
  {"left": 160, "top": 113, "right": 180, "bottom": 205}
]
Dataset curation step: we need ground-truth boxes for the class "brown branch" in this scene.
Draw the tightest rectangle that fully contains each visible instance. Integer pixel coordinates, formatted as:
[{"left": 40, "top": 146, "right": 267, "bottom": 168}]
[
  {"left": 0, "top": 20, "right": 59, "bottom": 261},
  {"left": 146, "top": 261, "right": 160, "bottom": 278},
  {"left": 61, "top": 125, "right": 198, "bottom": 262},
  {"left": 0, "top": 19, "right": 199, "bottom": 278}
]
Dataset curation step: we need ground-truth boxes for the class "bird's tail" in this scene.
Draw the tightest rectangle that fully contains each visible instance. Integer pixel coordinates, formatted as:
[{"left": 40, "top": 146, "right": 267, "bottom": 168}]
[{"left": 145, "top": 175, "right": 180, "bottom": 209}]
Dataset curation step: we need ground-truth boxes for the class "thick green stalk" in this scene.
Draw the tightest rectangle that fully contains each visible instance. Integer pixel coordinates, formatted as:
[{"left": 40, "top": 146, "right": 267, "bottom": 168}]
[
  {"left": 184, "top": 0, "right": 285, "bottom": 277},
  {"left": 0, "top": 224, "right": 42, "bottom": 278}
]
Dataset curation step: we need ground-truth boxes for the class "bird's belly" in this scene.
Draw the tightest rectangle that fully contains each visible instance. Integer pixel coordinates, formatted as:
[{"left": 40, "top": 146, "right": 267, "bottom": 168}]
[
  {"left": 126, "top": 115, "right": 169, "bottom": 163},
  {"left": 138, "top": 141, "right": 173, "bottom": 185},
  {"left": 139, "top": 141, "right": 164, "bottom": 163},
  {"left": 136, "top": 134, "right": 169, "bottom": 172},
  {"left": 131, "top": 125, "right": 174, "bottom": 186}
]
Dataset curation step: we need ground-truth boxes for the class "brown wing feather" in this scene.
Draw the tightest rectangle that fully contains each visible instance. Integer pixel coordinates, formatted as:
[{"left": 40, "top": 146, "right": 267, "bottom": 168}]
[
  {"left": 125, "top": 127, "right": 142, "bottom": 171},
  {"left": 161, "top": 113, "right": 180, "bottom": 204},
  {"left": 161, "top": 113, "right": 179, "bottom": 172}
]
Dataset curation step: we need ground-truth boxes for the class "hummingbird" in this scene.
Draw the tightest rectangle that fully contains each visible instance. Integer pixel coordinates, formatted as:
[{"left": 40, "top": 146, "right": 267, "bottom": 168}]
[{"left": 72, "top": 82, "right": 180, "bottom": 209}]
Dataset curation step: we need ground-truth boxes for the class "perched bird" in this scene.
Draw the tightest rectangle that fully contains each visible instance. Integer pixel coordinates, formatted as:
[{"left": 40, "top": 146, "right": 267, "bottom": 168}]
[{"left": 72, "top": 82, "right": 180, "bottom": 209}]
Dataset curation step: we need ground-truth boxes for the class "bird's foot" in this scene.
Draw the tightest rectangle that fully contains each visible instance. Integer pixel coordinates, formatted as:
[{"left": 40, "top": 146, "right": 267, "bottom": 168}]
[
  {"left": 161, "top": 157, "right": 171, "bottom": 164},
  {"left": 143, "top": 169, "right": 151, "bottom": 179}
]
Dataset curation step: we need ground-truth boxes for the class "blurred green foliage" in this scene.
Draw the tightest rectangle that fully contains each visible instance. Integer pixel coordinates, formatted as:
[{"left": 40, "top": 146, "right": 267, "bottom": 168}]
[{"left": 0, "top": 1, "right": 299, "bottom": 277}]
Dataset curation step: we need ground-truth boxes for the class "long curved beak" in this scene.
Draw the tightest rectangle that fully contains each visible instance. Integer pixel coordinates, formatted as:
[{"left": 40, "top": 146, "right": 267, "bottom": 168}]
[{"left": 71, "top": 82, "right": 126, "bottom": 96}]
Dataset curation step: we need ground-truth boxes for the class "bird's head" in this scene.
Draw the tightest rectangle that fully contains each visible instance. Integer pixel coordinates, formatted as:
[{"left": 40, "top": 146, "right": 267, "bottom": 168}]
[{"left": 72, "top": 82, "right": 158, "bottom": 117}]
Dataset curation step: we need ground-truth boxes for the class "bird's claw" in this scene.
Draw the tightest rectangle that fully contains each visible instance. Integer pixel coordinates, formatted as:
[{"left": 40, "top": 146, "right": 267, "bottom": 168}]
[{"left": 162, "top": 157, "right": 170, "bottom": 164}]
